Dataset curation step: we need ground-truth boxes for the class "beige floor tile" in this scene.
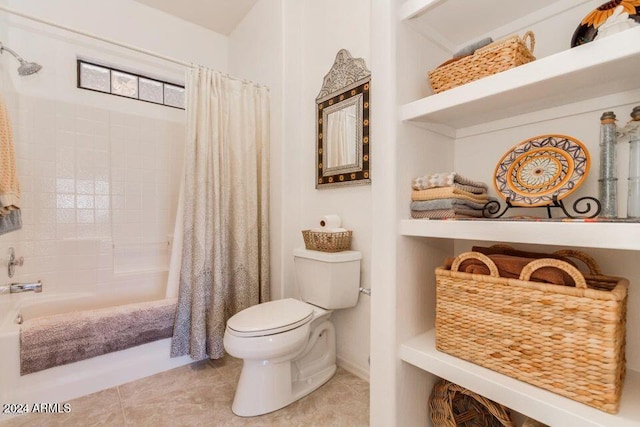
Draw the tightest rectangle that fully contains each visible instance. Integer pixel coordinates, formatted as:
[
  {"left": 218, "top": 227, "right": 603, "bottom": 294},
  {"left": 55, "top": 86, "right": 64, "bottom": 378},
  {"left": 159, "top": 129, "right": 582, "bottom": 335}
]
[
  {"left": 2, "top": 358, "right": 369, "bottom": 427},
  {"left": 283, "top": 379, "right": 370, "bottom": 426},
  {"left": 209, "top": 356, "right": 243, "bottom": 387},
  {"left": 119, "top": 360, "right": 234, "bottom": 426},
  {"left": 0, "top": 388, "right": 124, "bottom": 427}
]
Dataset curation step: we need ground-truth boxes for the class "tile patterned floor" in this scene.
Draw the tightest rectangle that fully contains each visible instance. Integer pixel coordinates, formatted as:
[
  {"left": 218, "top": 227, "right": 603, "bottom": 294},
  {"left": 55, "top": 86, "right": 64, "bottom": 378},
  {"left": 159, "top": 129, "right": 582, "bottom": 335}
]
[{"left": 1, "top": 357, "right": 369, "bottom": 427}]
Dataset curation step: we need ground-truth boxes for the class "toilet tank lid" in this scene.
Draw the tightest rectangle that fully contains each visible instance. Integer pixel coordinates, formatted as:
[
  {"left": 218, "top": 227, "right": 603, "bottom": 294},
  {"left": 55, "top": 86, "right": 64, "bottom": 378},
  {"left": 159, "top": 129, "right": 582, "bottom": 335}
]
[{"left": 293, "top": 247, "right": 361, "bottom": 262}]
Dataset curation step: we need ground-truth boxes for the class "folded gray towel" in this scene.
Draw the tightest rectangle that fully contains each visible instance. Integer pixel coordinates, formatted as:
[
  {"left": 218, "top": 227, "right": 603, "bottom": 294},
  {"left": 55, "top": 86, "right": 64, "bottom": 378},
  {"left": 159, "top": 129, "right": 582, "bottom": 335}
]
[
  {"left": 453, "top": 37, "right": 493, "bottom": 59},
  {"left": 0, "top": 209, "right": 21, "bottom": 236},
  {"left": 411, "top": 197, "right": 494, "bottom": 212}
]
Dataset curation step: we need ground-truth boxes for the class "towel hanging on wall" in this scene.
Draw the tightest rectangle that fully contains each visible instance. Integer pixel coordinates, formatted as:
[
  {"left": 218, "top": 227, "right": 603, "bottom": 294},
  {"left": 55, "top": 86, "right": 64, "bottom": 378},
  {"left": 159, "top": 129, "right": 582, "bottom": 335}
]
[{"left": 0, "top": 93, "right": 22, "bottom": 235}]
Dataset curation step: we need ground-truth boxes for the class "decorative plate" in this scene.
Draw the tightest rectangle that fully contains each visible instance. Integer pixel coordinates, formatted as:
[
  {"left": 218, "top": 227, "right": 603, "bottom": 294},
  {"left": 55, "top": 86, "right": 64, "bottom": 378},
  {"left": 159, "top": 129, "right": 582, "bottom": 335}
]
[
  {"left": 571, "top": 0, "right": 640, "bottom": 47},
  {"left": 494, "top": 134, "right": 591, "bottom": 207}
]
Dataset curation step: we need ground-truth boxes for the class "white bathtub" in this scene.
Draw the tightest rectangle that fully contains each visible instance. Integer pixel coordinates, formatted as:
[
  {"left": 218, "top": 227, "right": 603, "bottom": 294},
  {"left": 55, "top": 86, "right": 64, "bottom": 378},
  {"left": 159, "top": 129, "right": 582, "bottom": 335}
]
[{"left": 0, "top": 274, "right": 192, "bottom": 411}]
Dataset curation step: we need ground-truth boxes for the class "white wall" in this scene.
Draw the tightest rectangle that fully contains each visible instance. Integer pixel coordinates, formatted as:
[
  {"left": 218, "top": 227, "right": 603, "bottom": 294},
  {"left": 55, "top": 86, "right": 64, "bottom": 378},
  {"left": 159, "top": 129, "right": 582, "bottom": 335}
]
[
  {"left": 294, "top": 0, "right": 372, "bottom": 380},
  {"left": 0, "top": 1, "right": 228, "bottom": 297},
  {"left": 229, "top": 0, "right": 372, "bottom": 378},
  {"left": 228, "top": 0, "right": 285, "bottom": 301},
  {"left": 4, "top": 0, "right": 228, "bottom": 71}
]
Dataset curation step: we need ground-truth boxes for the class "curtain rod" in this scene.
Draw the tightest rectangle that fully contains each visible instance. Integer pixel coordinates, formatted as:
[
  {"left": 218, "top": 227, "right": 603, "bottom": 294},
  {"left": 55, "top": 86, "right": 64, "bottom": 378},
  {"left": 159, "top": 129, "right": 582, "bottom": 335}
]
[{"left": 0, "top": 4, "right": 269, "bottom": 90}]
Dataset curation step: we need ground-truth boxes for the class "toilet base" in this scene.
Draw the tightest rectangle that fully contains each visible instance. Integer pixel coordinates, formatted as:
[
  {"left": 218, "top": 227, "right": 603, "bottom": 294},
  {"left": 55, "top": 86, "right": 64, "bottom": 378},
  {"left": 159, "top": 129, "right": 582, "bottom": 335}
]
[
  {"left": 231, "top": 361, "right": 337, "bottom": 417},
  {"left": 292, "top": 363, "right": 336, "bottom": 402},
  {"left": 231, "top": 320, "right": 336, "bottom": 417}
]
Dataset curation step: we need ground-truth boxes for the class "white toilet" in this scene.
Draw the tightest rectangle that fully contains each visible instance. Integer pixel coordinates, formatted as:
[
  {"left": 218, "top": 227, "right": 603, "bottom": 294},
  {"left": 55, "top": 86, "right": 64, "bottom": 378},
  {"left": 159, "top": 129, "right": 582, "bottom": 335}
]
[{"left": 223, "top": 247, "right": 362, "bottom": 417}]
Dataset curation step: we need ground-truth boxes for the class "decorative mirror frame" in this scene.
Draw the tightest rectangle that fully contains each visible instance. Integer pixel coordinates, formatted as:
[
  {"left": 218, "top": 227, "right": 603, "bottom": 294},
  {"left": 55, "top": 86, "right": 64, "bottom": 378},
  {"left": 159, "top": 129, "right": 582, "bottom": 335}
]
[{"left": 316, "top": 49, "right": 371, "bottom": 189}]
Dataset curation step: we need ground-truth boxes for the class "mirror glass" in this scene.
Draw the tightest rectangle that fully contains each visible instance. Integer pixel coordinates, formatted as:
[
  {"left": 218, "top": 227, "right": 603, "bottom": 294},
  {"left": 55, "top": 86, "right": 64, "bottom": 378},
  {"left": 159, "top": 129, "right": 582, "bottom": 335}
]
[
  {"left": 326, "top": 104, "right": 357, "bottom": 169},
  {"left": 316, "top": 49, "right": 371, "bottom": 189}
]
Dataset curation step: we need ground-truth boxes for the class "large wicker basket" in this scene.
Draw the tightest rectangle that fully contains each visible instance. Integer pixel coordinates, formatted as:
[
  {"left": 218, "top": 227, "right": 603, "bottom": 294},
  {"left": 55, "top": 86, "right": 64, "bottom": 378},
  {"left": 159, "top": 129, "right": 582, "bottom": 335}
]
[
  {"left": 428, "top": 31, "right": 535, "bottom": 94},
  {"left": 429, "top": 379, "right": 515, "bottom": 427},
  {"left": 435, "top": 251, "right": 628, "bottom": 413},
  {"left": 301, "top": 230, "right": 352, "bottom": 252}
]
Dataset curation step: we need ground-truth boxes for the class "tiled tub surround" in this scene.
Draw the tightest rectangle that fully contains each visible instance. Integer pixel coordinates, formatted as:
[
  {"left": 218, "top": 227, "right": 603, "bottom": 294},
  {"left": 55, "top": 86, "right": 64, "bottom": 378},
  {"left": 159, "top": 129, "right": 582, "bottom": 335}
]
[
  {"left": 0, "top": 92, "right": 184, "bottom": 293},
  {"left": 0, "top": 358, "right": 370, "bottom": 426},
  {"left": 0, "top": 93, "right": 187, "bottom": 408}
]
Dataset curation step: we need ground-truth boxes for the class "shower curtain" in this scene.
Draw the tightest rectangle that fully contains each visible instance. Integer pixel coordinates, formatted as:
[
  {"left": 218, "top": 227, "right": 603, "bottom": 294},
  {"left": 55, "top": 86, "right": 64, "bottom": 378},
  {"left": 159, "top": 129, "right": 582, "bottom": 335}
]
[{"left": 169, "top": 66, "right": 270, "bottom": 360}]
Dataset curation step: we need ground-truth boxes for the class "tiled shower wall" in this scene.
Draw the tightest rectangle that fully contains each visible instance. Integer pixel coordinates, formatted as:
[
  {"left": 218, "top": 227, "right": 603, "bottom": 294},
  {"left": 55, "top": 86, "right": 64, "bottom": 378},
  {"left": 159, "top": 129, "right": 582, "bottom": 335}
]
[{"left": 0, "top": 91, "right": 184, "bottom": 294}]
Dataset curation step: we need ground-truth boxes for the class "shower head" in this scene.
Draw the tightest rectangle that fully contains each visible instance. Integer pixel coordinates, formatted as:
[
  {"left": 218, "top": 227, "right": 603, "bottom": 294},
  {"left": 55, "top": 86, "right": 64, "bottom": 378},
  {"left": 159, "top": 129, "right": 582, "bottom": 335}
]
[
  {"left": 17, "top": 60, "right": 42, "bottom": 76},
  {"left": 0, "top": 42, "right": 42, "bottom": 76}
]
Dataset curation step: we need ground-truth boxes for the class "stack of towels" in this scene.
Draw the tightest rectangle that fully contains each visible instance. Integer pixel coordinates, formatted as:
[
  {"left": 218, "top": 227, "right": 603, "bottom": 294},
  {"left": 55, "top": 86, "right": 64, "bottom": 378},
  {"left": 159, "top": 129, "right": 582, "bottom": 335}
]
[
  {"left": 411, "top": 172, "right": 489, "bottom": 219},
  {"left": 0, "top": 93, "right": 21, "bottom": 235},
  {"left": 445, "top": 245, "right": 580, "bottom": 287}
]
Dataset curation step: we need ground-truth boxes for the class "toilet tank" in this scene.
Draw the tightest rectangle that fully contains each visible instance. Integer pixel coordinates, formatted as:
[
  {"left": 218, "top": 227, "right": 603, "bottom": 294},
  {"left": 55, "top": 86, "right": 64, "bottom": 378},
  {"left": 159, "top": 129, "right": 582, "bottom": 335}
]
[{"left": 293, "top": 248, "right": 361, "bottom": 309}]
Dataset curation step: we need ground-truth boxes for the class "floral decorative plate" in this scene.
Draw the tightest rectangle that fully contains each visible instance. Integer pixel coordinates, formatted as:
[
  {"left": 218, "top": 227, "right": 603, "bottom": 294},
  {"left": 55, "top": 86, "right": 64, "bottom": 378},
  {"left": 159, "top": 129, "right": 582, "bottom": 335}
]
[
  {"left": 571, "top": 0, "right": 640, "bottom": 47},
  {"left": 494, "top": 135, "right": 591, "bottom": 207}
]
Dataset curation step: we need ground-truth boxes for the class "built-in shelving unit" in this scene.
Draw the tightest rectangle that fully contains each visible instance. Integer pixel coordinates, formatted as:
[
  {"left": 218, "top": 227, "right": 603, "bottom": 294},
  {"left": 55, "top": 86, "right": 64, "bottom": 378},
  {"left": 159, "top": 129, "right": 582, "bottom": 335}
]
[
  {"left": 400, "top": 330, "right": 640, "bottom": 427},
  {"left": 400, "top": 27, "right": 640, "bottom": 131},
  {"left": 400, "top": 219, "right": 640, "bottom": 251},
  {"left": 385, "top": 0, "right": 640, "bottom": 426}
]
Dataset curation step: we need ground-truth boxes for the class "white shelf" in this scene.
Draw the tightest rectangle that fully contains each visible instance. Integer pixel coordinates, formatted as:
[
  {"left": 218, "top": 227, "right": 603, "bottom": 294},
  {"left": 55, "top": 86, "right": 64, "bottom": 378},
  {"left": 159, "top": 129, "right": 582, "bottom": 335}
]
[
  {"left": 398, "top": 0, "right": 446, "bottom": 21},
  {"left": 400, "top": 27, "right": 640, "bottom": 131},
  {"left": 399, "top": 0, "right": 575, "bottom": 50},
  {"left": 401, "top": 330, "right": 640, "bottom": 427},
  {"left": 399, "top": 219, "right": 640, "bottom": 251}
]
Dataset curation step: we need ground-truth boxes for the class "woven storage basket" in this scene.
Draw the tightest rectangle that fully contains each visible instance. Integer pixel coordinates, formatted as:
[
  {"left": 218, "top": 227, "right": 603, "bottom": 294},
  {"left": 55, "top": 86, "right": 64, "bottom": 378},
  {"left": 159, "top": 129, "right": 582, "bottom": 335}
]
[
  {"left": 435, "top": 251, "right": 628, "bottom": 413},
  {"left": 428, "top": 31, "right": 535, "bottom": 94},
  {"left": 429, "top": 379, "right": 515, "bottom": 427},
  {"left": 301, "top": 230, "right": 351, "bottom": 252}
]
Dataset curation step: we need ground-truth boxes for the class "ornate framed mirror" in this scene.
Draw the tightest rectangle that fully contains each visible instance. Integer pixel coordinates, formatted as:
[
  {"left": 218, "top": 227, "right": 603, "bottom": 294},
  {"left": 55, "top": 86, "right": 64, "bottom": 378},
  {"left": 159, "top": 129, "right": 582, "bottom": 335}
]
[{"left": 316, "top": 49, "right": 371, "bottom": 189}]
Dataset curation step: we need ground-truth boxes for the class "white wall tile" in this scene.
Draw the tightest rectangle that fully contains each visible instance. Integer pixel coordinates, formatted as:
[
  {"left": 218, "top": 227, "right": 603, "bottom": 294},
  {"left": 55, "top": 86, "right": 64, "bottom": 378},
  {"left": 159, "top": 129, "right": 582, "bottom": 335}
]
[
  {"left": 56, "top": 208, "right": 75, "bottom": 223},
  {"left": 1, "top": 95, "right": 184, "bottom": 295}
]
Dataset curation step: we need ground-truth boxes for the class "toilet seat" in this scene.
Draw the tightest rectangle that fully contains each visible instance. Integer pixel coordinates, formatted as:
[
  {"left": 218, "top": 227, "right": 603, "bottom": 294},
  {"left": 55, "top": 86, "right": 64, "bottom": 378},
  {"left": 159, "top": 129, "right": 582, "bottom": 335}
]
[{"left": 226, "top": 298, "right": 314, "bottom": 338}]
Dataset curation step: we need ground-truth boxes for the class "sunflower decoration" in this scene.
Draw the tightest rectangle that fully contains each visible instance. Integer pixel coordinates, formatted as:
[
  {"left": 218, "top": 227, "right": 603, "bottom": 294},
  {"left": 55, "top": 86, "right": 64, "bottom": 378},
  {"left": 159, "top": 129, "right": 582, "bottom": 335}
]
[{"left": 571, "top": 0, "right": 640, "bottom": 47}]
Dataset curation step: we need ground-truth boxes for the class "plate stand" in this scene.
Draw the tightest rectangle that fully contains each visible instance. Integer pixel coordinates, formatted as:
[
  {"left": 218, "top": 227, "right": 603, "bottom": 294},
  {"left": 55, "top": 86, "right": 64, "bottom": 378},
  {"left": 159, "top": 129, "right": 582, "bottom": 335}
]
[{"left": 483, "top": 195, "right": 601, "bottom": 219}]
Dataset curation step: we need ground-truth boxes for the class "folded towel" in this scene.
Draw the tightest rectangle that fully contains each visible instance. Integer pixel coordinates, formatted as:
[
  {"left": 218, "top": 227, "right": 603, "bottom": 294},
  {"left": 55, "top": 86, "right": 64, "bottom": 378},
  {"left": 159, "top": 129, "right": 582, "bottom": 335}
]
[
  {"left": 445, "top": 253, "right": 575, "bottom": 287},
  {"left": 412, "top": 187, "right": 488, "bottom": 203},
  {"left": 453, "top": 37, "right": 494, "bottom": 59},
  {"left": 0, "top": 209, "right": 21, "bottom": 236},
  {"left": 411, "top": 208, "right": 484, "bottom": 219},
  {"left": 471, "top": 245, "right": 578, "bottom": 265},
  {"left": 412, "top": 172, "right": 488, "bottom": 194},
  {"left": 0, "top": 93, "right": 19, "bottom": 214},
  {"left": 411, "top": 197, "right": 492, "bottom": 212},
  {"left": 471, "top": 245, "right": 580, "bottom": 285}
]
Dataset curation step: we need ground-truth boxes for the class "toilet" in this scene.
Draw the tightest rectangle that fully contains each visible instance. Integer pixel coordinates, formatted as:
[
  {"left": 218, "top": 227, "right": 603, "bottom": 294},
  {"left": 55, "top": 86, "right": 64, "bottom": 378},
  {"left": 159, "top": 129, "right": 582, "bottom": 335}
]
[{"left": 223, "top": 247, "right": 362, "bottom": 417}]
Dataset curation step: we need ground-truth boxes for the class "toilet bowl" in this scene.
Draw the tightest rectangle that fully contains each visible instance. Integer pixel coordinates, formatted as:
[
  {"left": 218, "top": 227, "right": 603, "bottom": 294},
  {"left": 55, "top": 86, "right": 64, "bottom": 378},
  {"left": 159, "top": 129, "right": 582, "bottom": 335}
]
[
  {"left": 224, "top": 298, "right": 336, "bottom": 417},
  {"left": 223, "top": 248, "right": 361, "bottom": 417}
]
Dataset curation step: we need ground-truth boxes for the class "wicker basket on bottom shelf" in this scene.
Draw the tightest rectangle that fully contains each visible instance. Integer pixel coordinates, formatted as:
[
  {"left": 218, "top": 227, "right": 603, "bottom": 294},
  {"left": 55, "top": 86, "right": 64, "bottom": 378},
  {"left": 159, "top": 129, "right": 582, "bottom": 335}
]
[
  {"left": 429, "top": 379, "right": 515, "bottom": 427},
  {"left": 435, "top": 251, "right": 628, "bottom": 414}
]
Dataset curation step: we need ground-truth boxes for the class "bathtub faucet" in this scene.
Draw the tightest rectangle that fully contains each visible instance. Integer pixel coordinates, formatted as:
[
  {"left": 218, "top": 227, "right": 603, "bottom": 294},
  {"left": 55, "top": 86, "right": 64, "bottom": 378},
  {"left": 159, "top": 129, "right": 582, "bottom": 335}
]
[{"left": 0, "top": 281, "right": 42, "bottom": 294}]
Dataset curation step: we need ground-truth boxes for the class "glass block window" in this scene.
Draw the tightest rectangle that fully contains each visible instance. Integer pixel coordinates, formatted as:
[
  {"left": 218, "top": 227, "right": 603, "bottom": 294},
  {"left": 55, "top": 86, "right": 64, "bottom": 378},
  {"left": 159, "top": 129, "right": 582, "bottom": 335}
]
[
  {"left": 164, "top": 84, "right": 186, "bottom": 109},
  {"left": 79, "top": 62, "right": 110, "bottom": 93},
  {"left": 77, "top": 60, "right": 185, "bottom": 109},
  {"left": 111, "top": 70, "right": 138, "bottom": 98},
  {"left": 139, "top": 78, "right": 163, "bottom": 104}
]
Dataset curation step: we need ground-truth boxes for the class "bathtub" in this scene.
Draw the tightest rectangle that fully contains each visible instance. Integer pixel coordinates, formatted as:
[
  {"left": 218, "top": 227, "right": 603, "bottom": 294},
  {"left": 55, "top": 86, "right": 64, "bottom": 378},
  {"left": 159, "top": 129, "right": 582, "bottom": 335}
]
[{"left": 0, "top": 274, "right": 192, "bottom": 411}]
